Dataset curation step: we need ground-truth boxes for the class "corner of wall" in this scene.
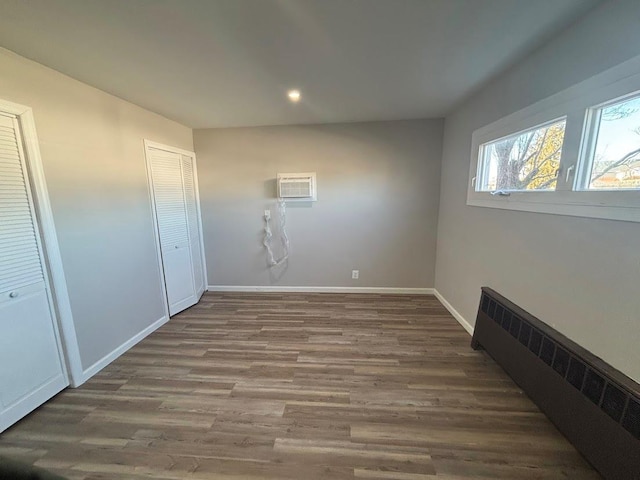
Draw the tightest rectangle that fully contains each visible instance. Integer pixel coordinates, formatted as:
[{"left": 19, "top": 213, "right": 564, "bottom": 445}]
[{"left": 434, "top": 289, "right": 474, "bottom": 336}]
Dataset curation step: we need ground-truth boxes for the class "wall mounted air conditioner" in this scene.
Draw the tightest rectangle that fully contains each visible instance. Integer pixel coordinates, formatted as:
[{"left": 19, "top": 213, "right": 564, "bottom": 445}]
[{"left": 277, "top": 172, "right": 317, "bottom": 201}]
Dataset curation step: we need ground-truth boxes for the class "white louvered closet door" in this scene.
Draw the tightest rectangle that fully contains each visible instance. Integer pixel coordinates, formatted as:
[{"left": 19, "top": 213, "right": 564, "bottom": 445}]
[
  {"left": 148, "top": 149, "right": 200, "bottom": 316},
  {"left": 0, "top": 114, "right": 67, "bottom": 433},
  {"left": 181, "top": 154, "right": 205, "bottom": 298}
]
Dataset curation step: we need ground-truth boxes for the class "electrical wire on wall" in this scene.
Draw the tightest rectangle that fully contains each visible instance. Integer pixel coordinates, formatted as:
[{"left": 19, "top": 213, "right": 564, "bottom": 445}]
[{"left": 263, "top": 198, "right": 289, "bottom": 267}]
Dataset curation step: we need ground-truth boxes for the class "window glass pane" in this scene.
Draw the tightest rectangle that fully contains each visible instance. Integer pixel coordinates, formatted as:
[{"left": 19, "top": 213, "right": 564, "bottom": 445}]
[
  {"left": 588, "top": 95, "right": 640, "bottom": 190},
  {"left": 478, "top": 119, "right": 566, "bottom": 192}
]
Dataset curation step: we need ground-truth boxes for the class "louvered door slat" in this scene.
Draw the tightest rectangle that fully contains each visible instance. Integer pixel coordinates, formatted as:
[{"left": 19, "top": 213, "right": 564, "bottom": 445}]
[
  {"left": 0, "top": 238, "right": 37, "bottom": 251},
  {"left": 0, "top": 219, "right": 32, "bottom": 226},
  {"left": 148, "top": 151, "right": 189, "bottom": 252},
  {"left": 0, "top": 180, "right": 28, "bottom": 187},
  {"left": 0, "top": 115, "right": 44, "bottom": 293},
  {"left": 0, "top": 193, "right": 30, "bottom": 202},
  {"left": 0, "top": 163, "right": 22, "bottom": 171},
  {"left": 0, "top": 255, "right": 42, "bottom": 270},
  {"left": 0, "top": 250, "right": 39, "bottom": 263},
  {"left": 0, "top": 141, "right": 17, "bottom": 148},
  {"left": 0, "top": 265, "right": 43, "bottom": 281},
  {"left": 0, "top": 267, "right": 43, "bottom": 290},
  {"left": 0, "top": 188, "right": 28, "bottom": 196},
  {"left": 0, "top": 229, "right": 38, "bottom": 242},
  {"left": 0, "top": 236, "right": 36, "bottom": 249},
  {"left": 0, "top": 222, "right": 33, "bottom": 233},
  {"left": 0, "top": 153, "right": 24, "bottom": 161}
]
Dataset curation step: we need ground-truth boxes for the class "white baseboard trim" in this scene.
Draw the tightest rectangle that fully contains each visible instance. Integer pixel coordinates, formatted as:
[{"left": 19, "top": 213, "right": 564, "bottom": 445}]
[
  {"left": 207, "top": 285, "right": 435, "bottom": 295},
  {"left": 433, "top": 289, "right": 474, "bottom": 336},
  {"left": 77, "top": 315, "right": 169, "bottom": 386}
]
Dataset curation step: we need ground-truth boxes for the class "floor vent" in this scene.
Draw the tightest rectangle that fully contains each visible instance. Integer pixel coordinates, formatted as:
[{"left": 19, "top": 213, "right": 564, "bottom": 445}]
[{"left": 473, "top": 287, "right": 640, "bottom": 480}]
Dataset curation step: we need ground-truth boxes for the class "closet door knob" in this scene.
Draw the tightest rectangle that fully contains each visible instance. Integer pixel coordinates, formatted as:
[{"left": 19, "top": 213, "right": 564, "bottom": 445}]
[{"left": 9, "top": 291, "right": 19, "bottom": 298}]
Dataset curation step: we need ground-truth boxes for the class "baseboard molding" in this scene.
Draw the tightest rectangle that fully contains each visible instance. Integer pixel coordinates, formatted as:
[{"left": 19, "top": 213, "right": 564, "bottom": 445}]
[
  {"left": 434, "top": 289, "right": 474, "bottom": 336},
  {"left": 207, "top": 285, "right": 435, "bottom": 295},
  {"left": 77, "top": 315, "right": 169, "bottom": 386}
]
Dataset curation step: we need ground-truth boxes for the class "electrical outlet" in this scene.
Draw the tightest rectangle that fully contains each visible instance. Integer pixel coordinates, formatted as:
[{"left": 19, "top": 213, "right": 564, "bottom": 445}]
[
  {"left": 264, "top": 209, "right": 271, "bottom": 220},
  {"left": 352, "top": 270, "right": 359, "bottom": 280}
]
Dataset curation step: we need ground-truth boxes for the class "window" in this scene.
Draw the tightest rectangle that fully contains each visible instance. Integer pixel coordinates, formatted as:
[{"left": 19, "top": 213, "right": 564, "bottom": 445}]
[
  {"left": 477, "top": 119, "right": 566, "bottom": 192},
  {"left": 583, "top": 94, "right": 640, "bottom": 190},
  {"left": 468, "top": 55, "right": 640, "bottom": 223}
]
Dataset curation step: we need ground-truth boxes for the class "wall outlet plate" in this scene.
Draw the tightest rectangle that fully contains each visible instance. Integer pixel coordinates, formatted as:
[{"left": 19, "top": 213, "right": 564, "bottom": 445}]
[{"left": 352, "top": 270, "right": 359, "bottom": 279}]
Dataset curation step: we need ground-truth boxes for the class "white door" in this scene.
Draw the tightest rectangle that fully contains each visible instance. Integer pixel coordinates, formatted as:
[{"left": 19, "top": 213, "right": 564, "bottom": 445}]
[
  {"left": 181, "top": 154, "right": 205, "bottom": 298},
  {"left": 147, "top": 147, "right": 204, "bottom": 316},
  {"left": 0, "top": 114, "right": 68, "bottom": 433}
]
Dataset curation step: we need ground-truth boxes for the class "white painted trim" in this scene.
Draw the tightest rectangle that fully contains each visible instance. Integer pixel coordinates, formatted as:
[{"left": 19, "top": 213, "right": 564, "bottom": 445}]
[
  {"left": 80, "top": 315, "right": 168, "bottom": 383},
  {"left": 433, "top": 289, "right": 474, "bottom": 336},
  {"left": 0, "top": 99, "right": 83, "bottom": 387},
  {"left": 144, "top": 139, "right": 197, "bottom": 158},
  {"left": 467, "top": 196, "right": 640, "bottom": 223},
  {"left": 207, "top": 285, "right": 435, "bottom": 295}
]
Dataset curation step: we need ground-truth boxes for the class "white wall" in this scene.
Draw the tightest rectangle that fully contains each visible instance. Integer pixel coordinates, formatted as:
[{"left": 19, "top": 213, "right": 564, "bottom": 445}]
[
  {"left": 194, "top": 120, "right": 443, "bottom": 289},
  {"left": 0, "top": 48, "right": 193, "bottom": 376},
  {"left": 435, "top": 0, "right": 640, "bottom": 382}
]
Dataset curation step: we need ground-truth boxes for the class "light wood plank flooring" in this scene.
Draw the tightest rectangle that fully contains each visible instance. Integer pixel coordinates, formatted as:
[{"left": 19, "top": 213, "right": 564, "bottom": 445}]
[{"left": 0, "top": 293, "right": 599, "bottom": 479}]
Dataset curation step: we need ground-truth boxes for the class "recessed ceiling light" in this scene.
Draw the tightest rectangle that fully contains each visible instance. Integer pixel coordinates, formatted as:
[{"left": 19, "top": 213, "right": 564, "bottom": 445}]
[{"left": 287, "top": 90, "right": 301, "bottom": 102}]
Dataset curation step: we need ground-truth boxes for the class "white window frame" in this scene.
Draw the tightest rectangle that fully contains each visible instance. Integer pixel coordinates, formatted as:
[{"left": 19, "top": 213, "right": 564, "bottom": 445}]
[
  {"left": 467, "top": 55, "right": 640, "bottom": 223},
  {"left": 475, "top": 116, "right": 568, "bottom": 193}
]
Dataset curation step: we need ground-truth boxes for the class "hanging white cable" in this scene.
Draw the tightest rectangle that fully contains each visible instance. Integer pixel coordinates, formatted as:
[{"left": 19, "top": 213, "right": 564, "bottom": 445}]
[{"left": 263, "top": 198, "right": 289, "bottom": 267}]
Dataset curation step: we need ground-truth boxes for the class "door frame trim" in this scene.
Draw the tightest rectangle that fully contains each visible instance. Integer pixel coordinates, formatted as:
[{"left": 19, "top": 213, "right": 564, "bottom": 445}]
[
  {"left": 143, "top": 139, "right": 209, "bottom": 318},
  {"left": 0, "top": 98, "right": 83, "bottom": 387}
]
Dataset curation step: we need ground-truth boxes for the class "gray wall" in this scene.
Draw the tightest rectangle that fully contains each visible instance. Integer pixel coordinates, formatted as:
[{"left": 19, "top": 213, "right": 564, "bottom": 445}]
[
  {"left": 435, "top": 0, "right": 640, "bottom": 382},
  {"left": 0, "top": 48, "right": 193, "bottom": 371},
  {"left": 194, "top": 120, "right": 443, "bottom": 289}
]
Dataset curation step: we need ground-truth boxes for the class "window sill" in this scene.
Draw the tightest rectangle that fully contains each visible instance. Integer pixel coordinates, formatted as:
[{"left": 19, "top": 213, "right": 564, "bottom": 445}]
[{"left": 467, "top": 192, "right": 640, "bottom": 223}]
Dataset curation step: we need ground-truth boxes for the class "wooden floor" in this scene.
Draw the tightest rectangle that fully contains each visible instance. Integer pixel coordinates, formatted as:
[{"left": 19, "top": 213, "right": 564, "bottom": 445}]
[{"left": 0, "top": 293, "right": 599, "bottom": 479}]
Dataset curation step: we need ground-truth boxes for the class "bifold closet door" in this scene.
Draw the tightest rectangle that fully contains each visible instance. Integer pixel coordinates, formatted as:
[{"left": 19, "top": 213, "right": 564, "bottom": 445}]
[
  {"left": 181, "top": 154, "right": 205, "bottom": 298},
  {"left": 0, "top": 114, "right": 67, "bottom": 433},
  {"left": 147, "top": 148, "right": 204, "bottom": 316}
]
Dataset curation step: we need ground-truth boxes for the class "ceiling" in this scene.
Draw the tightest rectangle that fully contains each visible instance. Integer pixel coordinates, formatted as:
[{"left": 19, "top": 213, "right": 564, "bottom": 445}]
[{"left": 0, "top": 0, "right": 600, "bottom": 128}]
